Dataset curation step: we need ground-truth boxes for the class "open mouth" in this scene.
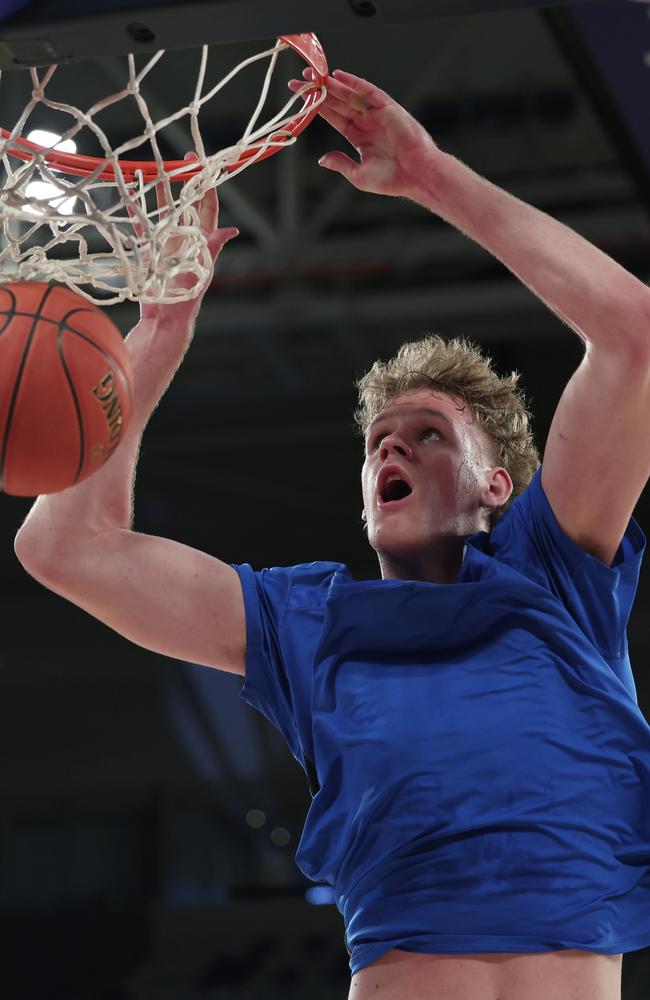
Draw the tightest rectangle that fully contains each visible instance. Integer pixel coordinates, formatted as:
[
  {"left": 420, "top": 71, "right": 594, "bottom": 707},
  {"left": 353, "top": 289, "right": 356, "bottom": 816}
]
[
  {"left": 379, "top": 477, "right": 413, "bottom": 507},
  {"left": 382, "top": 478, "right": 412, "bottom": 502}
]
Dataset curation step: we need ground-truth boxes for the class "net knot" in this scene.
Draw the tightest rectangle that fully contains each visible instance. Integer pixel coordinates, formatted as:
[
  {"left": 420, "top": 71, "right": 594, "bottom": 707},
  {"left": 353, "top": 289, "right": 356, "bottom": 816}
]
[{"left": 0, "top": 34, "right": 328, "bottom": 305}]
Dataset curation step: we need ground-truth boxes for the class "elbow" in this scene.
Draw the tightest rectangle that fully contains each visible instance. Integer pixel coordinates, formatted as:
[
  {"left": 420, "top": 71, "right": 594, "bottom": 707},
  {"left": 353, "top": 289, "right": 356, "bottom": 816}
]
[
  {"left": 586, "top": 301, "right": 650, "bottom": 365},
  {"left": 623, "top": 295, "right": 650, "bottom": 361},
  {"left": 14, "top": 529, "right": 46, "bottom": 577},
  {"left": 14, "top": 527, "right": 62, "bottom": 581}
]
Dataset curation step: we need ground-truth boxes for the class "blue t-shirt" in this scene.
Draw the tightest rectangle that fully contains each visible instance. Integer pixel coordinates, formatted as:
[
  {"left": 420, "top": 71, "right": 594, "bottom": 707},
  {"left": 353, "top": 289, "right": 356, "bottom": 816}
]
[{"left": 232, "top": 467, "right": 650, "bottom": 974}]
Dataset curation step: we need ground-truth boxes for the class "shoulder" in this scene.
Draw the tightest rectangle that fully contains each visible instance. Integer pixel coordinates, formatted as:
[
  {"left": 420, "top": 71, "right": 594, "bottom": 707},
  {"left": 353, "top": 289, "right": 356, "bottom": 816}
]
[
  {"left": 233, "top": 560, "right": 352, "bottom": 607},
  {"left": 468, "top": 464, "right": 646, "bottom": 597},
  {"left": 493, "top": 466, "right": 646, "bottom": 571}
]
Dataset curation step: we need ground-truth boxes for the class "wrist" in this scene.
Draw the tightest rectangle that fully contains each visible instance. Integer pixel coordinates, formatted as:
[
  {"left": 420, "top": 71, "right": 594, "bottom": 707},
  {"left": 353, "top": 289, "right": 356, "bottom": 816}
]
[
  {"left": 403, "top": 148, "right": 456, "bottom": 213},
  {"left": 137, "top": 300, "right": 199, "bottom": 331}
]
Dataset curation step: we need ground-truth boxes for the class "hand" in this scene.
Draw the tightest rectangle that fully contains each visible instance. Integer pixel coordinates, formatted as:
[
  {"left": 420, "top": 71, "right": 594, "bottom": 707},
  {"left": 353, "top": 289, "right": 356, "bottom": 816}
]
[
  {"left": 128, "top": 152, "right": 239, "bottom": 323},
  {"left": 289, "top": 68, "right": 438, "bottom": 200}
]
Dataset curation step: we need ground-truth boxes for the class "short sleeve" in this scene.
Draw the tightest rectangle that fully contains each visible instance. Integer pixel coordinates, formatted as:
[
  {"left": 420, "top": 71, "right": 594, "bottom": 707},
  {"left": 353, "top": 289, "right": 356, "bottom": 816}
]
[
  {"left": 232, "top": 562, "right": 301, "bottom": 759},
  {"left": 489, "top": 467, "right": 647, "bottom": 662},
  {"left": 230, "top": 561, "right": 346, "bottom": 772}
]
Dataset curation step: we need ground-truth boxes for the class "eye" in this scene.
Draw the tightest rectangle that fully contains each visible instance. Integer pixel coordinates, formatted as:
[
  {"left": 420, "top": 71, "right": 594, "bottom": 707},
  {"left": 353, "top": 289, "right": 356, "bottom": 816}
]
[{"left": 422, "top": 427, "right": 441, "bottom": 441}]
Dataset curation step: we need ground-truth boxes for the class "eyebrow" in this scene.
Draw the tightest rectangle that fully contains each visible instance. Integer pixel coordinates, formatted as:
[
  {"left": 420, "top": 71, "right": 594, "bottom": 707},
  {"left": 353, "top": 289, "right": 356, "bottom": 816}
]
[{"left": 367, "top": 406, "right": 456, "bottom": 437}]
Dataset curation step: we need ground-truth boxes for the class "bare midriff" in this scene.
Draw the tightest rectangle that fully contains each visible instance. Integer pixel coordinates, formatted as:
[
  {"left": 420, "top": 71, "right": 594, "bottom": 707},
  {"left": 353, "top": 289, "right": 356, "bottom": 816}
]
[{"left": 347, "top": 948, "right": 623, "bottom": 1000}]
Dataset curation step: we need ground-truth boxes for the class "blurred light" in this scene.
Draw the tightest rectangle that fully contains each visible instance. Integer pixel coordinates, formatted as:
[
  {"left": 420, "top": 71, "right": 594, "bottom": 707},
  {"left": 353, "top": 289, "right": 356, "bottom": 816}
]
[
  {"left": 246, "top": 808, "right": 266, "bottom": 829},
  {"left": 25, "top": 131, "right": 78, "bottom": 215},
  {"left": 305, "top": 886, "right": 336, "bottom": 906},
  {"left": 270, "top": 827, "right": 291, "bottom": 847},
  {"left": 24, "top": 180, "right": 76, "bottom": 216},
  {"left": 27, "top": 129, "right": 77, "bottom": 154}
]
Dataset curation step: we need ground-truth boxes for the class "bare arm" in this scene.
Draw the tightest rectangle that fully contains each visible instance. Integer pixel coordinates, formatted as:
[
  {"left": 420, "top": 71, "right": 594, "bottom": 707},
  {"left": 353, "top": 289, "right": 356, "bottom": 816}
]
[
  {"left": 14, "top": 184, "right": 247, "bottom": 676},
  {"left": 300, "top": 67, "right": 650, "bottom": 566},
  {"left": 294, "top": 67, "right": 650, "bottom": 353}
]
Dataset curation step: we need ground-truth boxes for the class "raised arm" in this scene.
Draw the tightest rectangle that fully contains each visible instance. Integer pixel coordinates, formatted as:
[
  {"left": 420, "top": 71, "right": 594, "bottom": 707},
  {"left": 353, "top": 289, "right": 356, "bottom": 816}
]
[
  {"left": 296, "top": 68, "right": 650, "bottom": 565},
  {"left": 14, "top": 182, "right": 248, "bottom": 675}
]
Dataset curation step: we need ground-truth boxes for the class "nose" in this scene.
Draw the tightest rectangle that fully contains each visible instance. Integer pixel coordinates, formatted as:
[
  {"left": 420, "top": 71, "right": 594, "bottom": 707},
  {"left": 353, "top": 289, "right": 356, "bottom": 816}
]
[{"left": 380, "top": 433, "right": 413, "bottom": 461}]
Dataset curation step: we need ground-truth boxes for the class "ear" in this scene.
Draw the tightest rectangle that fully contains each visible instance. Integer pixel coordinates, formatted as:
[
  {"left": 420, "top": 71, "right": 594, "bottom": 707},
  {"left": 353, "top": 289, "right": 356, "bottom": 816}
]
[
  {"left": 361, "top": 509, "right": 367, "bottom": 522},
  {"left": 482, "top": 467, "right": 513, "bottom": 511}
]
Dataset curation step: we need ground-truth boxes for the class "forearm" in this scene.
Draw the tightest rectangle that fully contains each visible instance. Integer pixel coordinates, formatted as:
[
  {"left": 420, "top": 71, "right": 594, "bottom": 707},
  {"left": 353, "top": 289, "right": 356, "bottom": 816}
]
[
  {"left": 411, "top": 151, "right": 650, "bottom": 351},
  {"left": 15, "top": 311, "right": 196, "bottom": 556}
]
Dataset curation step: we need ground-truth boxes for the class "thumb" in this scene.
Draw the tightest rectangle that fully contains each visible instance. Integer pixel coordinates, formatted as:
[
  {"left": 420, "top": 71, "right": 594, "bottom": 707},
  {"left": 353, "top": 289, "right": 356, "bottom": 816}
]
[
  {"left": 208, "top": 226, "right": 239, "bottom": 256},
  {"left": 318, "top": 151, "right": 361, "bottom": 184}
]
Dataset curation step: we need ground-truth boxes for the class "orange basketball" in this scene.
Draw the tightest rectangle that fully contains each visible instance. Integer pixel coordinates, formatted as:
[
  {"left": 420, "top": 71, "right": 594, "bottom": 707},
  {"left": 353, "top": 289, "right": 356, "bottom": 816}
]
[{"left": 0, "top": 282, "right": 134, "bottom": 496}]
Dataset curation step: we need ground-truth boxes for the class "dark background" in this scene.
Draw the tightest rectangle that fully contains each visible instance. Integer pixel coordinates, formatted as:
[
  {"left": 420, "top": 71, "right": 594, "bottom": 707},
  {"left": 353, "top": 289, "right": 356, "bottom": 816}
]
[{"left": 1, "top": 1, "right": 649, "bottom": 997}]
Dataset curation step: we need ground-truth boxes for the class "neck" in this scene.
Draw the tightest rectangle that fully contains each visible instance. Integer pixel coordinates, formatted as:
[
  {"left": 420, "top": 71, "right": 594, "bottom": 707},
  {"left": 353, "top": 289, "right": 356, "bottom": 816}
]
[{"left": 378, "top": 536, "right": 467, "bottom": 584}]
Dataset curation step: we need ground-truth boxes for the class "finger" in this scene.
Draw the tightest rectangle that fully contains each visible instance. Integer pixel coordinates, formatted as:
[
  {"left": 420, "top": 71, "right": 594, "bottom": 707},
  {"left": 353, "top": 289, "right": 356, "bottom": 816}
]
[
  {"left": 316, "top": 104, "right": 356, "bottom": 138},
  {"left": 331, "top": 68, "right": 390, "bottom": 108},
  {"left": 156, "top": 180, "right": 172, "bottom": 221},
  {"left": 303, "top": 68, "right": 369, "bottom": 113},
  {"left": 198, "top": 186, "right": 219, "bottom": 232},
  {"left": 293, "top": 70, "right": 368, "bottom": 123},
  {"left": 318, "top": 151, "right": 361, "bottom": 183},
  {"left": 213, "top": 226, "right": 239, "bottom": 245},
  {"left": 291, "top": 78, "right": 375, "bottom": 141},
  {"left": 181, "top": 150, "right": 220, "bottom": 232},
  {"left": 125, "top": 200, "right": 144, "bottom": 242},
  {"left": 306, "top": 90, "right": 358, "bottom": 125},
  {"left": 207, "top": 226, "right": 239, "bottom": 258},
  {"left": 288, "top": 78, "right": 316, "bottom": 95},
  {"left": 175, "top": 150, "right": 199, "bottom": 187}
]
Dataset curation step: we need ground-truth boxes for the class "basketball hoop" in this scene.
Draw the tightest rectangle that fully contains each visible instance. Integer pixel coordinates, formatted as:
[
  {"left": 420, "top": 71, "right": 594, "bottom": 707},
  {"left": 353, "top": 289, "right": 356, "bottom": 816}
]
[{"left": 0, "top": 33, "right": 328, "bottom": 305}]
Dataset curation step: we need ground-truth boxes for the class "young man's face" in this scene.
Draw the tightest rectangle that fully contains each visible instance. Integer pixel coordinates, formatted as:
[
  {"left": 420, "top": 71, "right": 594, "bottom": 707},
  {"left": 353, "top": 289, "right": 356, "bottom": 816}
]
[{"left": 361, "top": 388, "right": 511, "bottom": 580}]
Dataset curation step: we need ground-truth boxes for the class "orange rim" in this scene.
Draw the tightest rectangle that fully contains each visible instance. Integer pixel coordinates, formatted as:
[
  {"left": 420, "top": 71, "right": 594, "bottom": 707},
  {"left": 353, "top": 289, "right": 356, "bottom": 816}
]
[{"left": 0, "top": 33, "right": 328, "bottom": 182}]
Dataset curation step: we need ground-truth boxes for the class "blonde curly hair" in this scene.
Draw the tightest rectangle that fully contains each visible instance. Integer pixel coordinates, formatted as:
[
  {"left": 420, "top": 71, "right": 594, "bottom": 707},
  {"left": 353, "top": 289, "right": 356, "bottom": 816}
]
[{"left": 354, "top": 334, "right": 541, "bottom": 525}]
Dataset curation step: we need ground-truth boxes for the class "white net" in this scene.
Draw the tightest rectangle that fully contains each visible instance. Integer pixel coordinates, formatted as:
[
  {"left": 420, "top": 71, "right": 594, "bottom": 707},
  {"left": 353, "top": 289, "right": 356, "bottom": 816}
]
[{"left": 0, "top": 35, "right": 326, "bottom": 305}]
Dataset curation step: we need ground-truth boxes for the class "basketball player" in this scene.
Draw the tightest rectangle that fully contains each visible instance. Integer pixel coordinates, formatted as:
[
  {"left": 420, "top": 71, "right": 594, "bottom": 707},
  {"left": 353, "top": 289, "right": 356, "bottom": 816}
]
[{"left": 14, "top": 69, "right": 650, "bottom": 1000}]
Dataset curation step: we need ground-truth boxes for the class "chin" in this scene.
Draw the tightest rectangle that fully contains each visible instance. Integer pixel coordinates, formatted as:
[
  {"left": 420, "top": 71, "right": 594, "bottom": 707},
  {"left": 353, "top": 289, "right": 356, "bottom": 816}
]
[{"left": 369, "top": 523, "right": 428, "bottom": 556}]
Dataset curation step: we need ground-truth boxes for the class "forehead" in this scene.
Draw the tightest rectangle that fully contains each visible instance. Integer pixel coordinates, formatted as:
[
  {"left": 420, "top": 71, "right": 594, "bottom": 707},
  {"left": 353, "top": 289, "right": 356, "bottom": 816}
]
[{"left": 368, "top": 389, "right": 475, "bottom": 432}]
